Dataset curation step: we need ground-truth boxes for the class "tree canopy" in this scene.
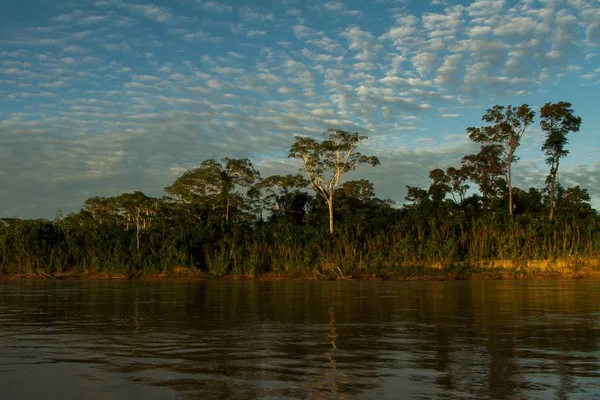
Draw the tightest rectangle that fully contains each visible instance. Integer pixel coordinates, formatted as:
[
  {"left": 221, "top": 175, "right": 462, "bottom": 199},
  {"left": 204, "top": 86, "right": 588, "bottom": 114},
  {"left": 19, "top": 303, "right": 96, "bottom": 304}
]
[
  {"left": 289, "top": 129, "right": 380, "bottom": 235},
  {"left": 0, "top": 100, "right": 595, "bottom": 279}
]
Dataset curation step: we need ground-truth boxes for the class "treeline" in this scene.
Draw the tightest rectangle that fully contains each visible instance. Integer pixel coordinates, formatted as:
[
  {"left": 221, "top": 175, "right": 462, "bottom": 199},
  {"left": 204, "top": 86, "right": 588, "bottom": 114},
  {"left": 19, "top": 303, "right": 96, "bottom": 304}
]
[{"left": 0, "top": 101, "right": 598, "bottom": 278}]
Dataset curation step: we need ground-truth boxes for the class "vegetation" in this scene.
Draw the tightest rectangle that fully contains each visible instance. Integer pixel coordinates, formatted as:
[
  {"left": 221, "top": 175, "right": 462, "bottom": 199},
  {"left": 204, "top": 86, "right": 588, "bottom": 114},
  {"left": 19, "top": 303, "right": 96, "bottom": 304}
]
[
  {"left": 540, "top": 102, "right": 582, "bottom": 221},
  {"left": 289, "top": 129, "right": 380, "bottom": 235},
  {"left": 1, "top": 102, "right": 597, "bottom": 279},
  {"left": 466, "top": 104, "right": 535, "bottom": 216}
]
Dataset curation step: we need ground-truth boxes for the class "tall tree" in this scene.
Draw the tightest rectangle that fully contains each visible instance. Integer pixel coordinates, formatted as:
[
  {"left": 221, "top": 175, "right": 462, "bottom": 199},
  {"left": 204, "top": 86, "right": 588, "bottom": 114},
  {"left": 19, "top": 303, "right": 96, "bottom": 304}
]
[
  {"left": 84, "top": 193, "right": 158, "bottom": 251},
  {"left": 289, "top": 129, "right": 379, "bottom": 235},
  {"left": 446, "top": 167, "right": 470, "bottom": 204},
  {"left": 404, "top": 185, "right": 430, "bottom": 206},
  {"left": 165, "top": 158, "right": 261, "bottom": 225},
  {"left": 114, "top": 192, "right": 158, "bottom": 251},
  {"left": 540, "top": 101, "right": 582, "bottom": 221},
  {"left": 255, "top": 174, "right": 311, "bottom": 224},
  {"left": 555, "top": 185, "right": 594, "bottom": 220},
  {"left": 428, "top": 168, "right": 452, "bottom": 203},
  {"left": 338, "top": 179, "right": 376, "bottom": 202},
  {"left": 84, "top": 196, "right": 119, "bottom": 226},
  {"left": 461, "top": 144, "right": 507, "bottom": 204},
  {"left": 467, "top": 104, "right": 535, "bottom": 215},
  {"left": 427, "top": 167, "right": 470, "bottom": 204},
  {"left": 335, "top": 180, "right": 392, "bottom": 235}
]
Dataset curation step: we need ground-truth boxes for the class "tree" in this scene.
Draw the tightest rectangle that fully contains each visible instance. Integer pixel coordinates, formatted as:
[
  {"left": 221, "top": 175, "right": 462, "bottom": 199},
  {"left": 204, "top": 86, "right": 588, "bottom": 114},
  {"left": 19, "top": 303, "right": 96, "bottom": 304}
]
[
  {"left": 335, "top": 180, "right": 393, "bottom": 235},
  {"left": 446, "top": 167, "right": 470, "bottom": 204},
  {"left": 405, "top": 185, "right": 430, "bottom": 206},
  {"left": 338, "top": 179, "right": 376, "bottom": 202},
  {"left": 428, "top": 168, "right": 451, "bottom": 203},
  {"left": 289, "top": 129, "right": 379, "bottom": 235},
  {"left": 114, "top": 192, "right": 158, "bottom": 251},
  {"left": 84, "top": 192, "right": 158, "bottom": 251},
  {"left": 467, "top": 104, "right": 535, "bottom": 215},
  {"left": 84, "top": 196, "right": 119, "bottom": 226},
  {"left": 255, "top": 174, "right": 311, "bottom": 224},
  {"left": 425, "top": 167, "right": 470, "bottom": 205},
  {"left": 165, "top": 158, "right": 261, "bottom": 225},
  {"left": 512, "top": 187, "right": 544, "bottom": 215},
  {"left": 461, "top": 144, "right": 507, "bottom": 205},
  {"left": 554, "top": 184, "right": 594, "bottom": 220},
  {"left": 540, "top": 101, "right": 582, "bottom": 221}
]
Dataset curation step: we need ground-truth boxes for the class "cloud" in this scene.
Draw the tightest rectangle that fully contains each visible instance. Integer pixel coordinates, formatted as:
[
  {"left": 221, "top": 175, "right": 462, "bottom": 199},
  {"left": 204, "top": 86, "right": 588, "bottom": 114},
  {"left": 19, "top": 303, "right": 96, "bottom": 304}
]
[
  {"left": 306, "top": 36, "right": 344, "bottom": 53},
  {"left": 293, "top": 25, "right": 321, "bottom": 39},
  {"left": 183, "top": 31, "right": 223, "bottom": 42},
  {"left": 434, "top": 54, "right": 463, "bottom": 86},
  {"left": 125, "top": 4, "right": 174, "bottom": 23},
  {"left": 411, "top": 52, "right": 439, "bottom": 76},
  {"left": 54, "top": 10, "right": 109, "bottom": 25},
  {"left": 323, "top": 1, "right": 363, "bottom": 16},
  {"left": 247, "top": 30, "right": 267, "bottom": 38},
  {"left": 1, "top": 0, "right": 599, "bottom": 218},
  {"left": 587, "top": 22, "right": 600, "bottom": 43},
  {"left": 199, "top": 1, "right": 232, "bottom": 13},
  {"left": 239, "top": 7, "right": 274, "bottom": 22},
  {"left": 341, "top": 26, "right": 382, "bottom": 61},
  {"left": 62, "top": 45, "right": 86, "bottom": 54}
]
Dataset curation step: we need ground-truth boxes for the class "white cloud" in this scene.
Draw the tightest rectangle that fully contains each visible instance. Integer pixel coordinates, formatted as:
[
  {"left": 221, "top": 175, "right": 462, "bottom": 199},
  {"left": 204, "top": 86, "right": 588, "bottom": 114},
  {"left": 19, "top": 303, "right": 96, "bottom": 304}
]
[
  {"left": 324, "top": 1, "right": 363, "bottom": 16},
  {"left": 411, "top": 52, "right": 438, "bottom": 76},
  {"left": 199, "top": 1, "right": 232, "bottom": 13},
  {"left": 286, "top": 9, "right": 302, "bottom": 17},
  {"left": 60, "top": 57, "right": 77, "bottom": 64},
  {"left": 293, "top": 25, "right": 321, "bottom": 39},
  {"left": 54, "top": 10, "right": 109, "bottom": 25},
  {"left": 468, "top": 25, "right": 492, "bottom": 37},
  {"left": 125, "top": 4, "right": 174, "bottom": 23},
  {"left": 62, "top": 45, "right": 86, "bottom": 53},
  {"left": 1, "top": 0, "right": 599, "bottom": 217},
  {"left": 239, "top": 7, "right": 274, "bottom": 22},
  {"left": 587, "top": 22, "right": 600, "bottom": 43},
  {"left": 307, "top": 36, "right": 344, "bottom": 53},
  {"left": 183, "top": 32, "right": 223, "bottom": 42},
  {"left": 341, "top": 26, "right": 381, "bottom": 61},
  {"left": 247, "top": 30, "right": 267, "bottom": 38}
]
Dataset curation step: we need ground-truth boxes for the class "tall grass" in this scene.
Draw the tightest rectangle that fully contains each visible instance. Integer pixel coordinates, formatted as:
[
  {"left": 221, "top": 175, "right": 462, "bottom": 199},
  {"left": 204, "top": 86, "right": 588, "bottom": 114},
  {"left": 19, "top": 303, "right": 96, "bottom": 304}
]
[{"left": 1, "top": 213, "right": 598, "bottom": 277}]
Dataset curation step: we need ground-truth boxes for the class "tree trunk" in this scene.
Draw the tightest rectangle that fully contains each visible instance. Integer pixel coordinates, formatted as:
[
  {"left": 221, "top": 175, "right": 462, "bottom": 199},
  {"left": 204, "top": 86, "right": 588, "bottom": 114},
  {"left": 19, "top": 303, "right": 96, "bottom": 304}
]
[
  {"left": 327, "top": 198, "right": 334, "bottom": 236},
  {"left": 226, "top": 198, "right": 230, "bottom": 225},
  {"left": 549, "top": 175, "right": 555, "bottom": 222},
  {"left": 508, "top": 157, "right": 513, "bottom": 216},
  {"left": 136, "top": 210, "right": 140, "bottom": 252},
  {"left": 549, "top": 157, "right": 559, "bottom": 222}
]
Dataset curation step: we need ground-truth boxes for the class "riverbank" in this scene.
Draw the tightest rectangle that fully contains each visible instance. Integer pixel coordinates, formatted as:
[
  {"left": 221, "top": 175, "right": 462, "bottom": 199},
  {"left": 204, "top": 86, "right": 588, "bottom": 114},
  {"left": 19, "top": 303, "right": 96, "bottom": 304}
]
[{"left": 2, "top": 258, "right": 600, "bottom": 281}]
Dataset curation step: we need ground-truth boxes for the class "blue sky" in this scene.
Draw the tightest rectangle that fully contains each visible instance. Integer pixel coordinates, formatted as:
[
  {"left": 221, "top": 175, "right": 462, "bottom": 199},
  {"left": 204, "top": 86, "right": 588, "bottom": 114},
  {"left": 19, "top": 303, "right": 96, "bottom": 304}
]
[{"left": 1, "top": 0, "right": 599, "bottom": 218}]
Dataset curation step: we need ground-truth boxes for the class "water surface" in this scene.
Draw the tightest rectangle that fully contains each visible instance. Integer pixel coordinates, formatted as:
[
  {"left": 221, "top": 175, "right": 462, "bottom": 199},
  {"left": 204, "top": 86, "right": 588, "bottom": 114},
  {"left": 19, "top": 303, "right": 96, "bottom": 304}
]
[{"left": 1, "top": 280, "right": 600, "bottom": 399}]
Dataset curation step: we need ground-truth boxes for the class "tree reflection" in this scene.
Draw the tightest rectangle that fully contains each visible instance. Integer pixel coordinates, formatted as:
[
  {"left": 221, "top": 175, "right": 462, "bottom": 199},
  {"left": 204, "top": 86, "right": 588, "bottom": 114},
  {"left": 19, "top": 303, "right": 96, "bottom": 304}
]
[{"left": 0, "top": 280, "right": 599, "bottom": 399}]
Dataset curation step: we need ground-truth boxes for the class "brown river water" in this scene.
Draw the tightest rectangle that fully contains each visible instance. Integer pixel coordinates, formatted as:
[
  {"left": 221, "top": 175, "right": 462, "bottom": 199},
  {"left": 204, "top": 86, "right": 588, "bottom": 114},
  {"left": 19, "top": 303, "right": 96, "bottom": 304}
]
[{"left": 1, "top": 280, "right": 599, "bottom": 399}]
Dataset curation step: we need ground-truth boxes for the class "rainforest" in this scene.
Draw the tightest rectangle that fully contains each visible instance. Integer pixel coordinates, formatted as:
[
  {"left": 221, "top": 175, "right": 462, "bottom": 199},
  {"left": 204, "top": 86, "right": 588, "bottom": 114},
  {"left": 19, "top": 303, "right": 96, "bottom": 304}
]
[{"left": 1, "top": 102, "right": 597, "bottom": 279}]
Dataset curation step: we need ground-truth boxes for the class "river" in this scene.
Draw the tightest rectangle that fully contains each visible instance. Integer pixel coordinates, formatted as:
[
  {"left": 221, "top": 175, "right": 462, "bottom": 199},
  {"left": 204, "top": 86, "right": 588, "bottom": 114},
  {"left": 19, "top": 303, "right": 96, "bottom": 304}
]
[{"left": 1, "top": 280, "right": 599, "bottom": 399}]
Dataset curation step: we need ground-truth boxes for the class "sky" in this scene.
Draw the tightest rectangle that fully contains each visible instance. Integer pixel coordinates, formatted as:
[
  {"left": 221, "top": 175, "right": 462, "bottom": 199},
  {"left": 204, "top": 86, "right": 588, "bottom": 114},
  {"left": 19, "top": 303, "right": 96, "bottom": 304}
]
[{"left": 1, "top": 0, "right": 599, "bottom": 219}]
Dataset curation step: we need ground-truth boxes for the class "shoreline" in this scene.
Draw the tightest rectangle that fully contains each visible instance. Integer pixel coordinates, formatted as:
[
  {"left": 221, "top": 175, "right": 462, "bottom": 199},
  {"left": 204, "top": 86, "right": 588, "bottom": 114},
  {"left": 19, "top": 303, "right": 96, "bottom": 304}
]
[{"left": 2, "top": 258, "right": 600, "bottom": 281}]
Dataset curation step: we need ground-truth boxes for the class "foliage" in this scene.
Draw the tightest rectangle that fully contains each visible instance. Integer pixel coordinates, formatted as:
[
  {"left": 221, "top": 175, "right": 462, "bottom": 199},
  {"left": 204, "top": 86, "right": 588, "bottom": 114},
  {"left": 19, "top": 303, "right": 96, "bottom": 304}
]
[
  {"left": 540, "top": 102, "right": 582, "bottom": 221},
  {"left": 288, "top": 129, "right": 380, "bottom": 235},
  {"left": 165, "top": 158, "right": 261, "bottom": 224},
  {"left": 467, "top": 104, "right": 535, "bottom": 215},
  {"left": 0, "top": 101, "right": 597, "bottom": 278}
]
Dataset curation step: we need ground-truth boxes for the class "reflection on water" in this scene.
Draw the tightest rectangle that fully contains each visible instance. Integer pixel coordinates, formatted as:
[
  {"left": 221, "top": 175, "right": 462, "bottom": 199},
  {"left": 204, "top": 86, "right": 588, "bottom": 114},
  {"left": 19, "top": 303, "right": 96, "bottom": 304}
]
[{"left": 1, "top": 280, "right": 600, "bottom": 399}]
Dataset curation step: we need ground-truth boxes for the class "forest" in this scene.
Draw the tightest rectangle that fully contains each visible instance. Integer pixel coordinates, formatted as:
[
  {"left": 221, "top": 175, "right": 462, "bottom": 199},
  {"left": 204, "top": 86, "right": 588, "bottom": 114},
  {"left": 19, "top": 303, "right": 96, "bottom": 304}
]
[{"left": 1, "top": 101, "right": 597, "bottom": 279}]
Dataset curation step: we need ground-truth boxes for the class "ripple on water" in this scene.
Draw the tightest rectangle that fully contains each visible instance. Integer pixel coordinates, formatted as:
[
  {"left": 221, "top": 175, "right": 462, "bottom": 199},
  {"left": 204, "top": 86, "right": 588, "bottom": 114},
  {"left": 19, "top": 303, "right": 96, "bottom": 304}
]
[{"left": 0, "top": 280, "right": 600, "bottom": 399}]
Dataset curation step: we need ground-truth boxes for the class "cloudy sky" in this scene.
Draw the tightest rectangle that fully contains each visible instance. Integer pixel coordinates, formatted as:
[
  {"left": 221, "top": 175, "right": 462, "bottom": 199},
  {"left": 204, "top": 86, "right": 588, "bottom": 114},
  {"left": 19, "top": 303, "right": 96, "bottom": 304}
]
[{"left": 1, "top": 0, "right": 599, "bottom": 218}]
